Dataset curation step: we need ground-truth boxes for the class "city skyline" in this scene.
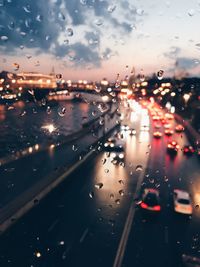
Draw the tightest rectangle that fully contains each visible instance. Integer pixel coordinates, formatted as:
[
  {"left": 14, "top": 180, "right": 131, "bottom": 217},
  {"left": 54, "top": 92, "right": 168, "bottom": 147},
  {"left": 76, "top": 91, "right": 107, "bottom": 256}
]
[{"left": 0, "top": 0, "right": 200, "bottom": 80}]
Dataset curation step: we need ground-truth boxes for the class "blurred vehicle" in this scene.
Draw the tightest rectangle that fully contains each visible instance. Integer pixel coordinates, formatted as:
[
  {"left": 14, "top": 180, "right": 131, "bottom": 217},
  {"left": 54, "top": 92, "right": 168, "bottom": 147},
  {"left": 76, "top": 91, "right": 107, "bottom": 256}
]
[
  {"left": 197, "top": 147, "right": 200, "bottom": 157},
  {"left": 183, "top": 145, "right": 195, "bottom": 155},
  {"left": 165, "top": 113, "right": 174, "bottom": 120},
  {"left": 140, "top": 188, "right": 161, "bottom": 212},
  {"left": 182, "top": 254, "right": 200, "bottom": 267},
  {"left": 167, "top": 141, "right": 179, "bottom": 154},
  {"left": 153, "top": 131, "right": 162, "bottom": 138},
  {"left": 104, "top": 137, "right": 116, "bottom": 151},
  {"left": 154, "top": 123, "right": 161, "bottom": 129},
  {"left": 129, "top": 128, "right": 136, "bottom": 136},
  {"left": 173, "top": 189, "right": 192, "bottom": 215},
  {"left": 152, "top": 115, "right": 160, "bottom": 121},
  {"left": 164, "top": 123, "right": 171, "bottom": 129},
  {"left": 110, "top": 144, "right": 125, "bottom": 163},
  {"left": 175, "top": 124, "right": 185, "bottom": 132},
  {"left": 121, "top": 124, "right": 130, "bottom": 131},
  {"left": 161, "top": 119, "right": 168, "bottom": 124},
  {"left": 164, "top": 129, "right": 174, "bottom": 136}
]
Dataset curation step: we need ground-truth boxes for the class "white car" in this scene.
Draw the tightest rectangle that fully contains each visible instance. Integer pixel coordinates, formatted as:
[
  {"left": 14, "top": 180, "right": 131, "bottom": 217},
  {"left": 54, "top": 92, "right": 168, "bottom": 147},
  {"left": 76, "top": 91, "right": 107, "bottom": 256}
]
[{"left": 173, "top": 189, "right": 192, "bottom": 215}]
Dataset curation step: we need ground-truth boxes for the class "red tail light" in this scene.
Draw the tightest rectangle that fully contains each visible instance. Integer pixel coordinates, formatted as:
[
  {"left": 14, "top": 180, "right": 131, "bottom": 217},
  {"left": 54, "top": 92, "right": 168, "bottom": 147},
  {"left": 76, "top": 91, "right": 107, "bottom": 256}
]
[
  {"left": 141, "top": 202, "right": 148, "bottom": 209},
  {"left": 153, "top": 205, "right": 161, "bottom": 211}
]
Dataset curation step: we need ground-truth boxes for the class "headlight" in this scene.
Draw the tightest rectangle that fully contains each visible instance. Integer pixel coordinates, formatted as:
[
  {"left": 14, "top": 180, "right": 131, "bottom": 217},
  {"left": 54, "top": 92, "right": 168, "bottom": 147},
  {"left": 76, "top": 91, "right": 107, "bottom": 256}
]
[
  {"left": 119, "top": 153, "right": 124, "bottom": 159},
  {"left": 111, "top": 153, "right": 117, "bottom": 158}
]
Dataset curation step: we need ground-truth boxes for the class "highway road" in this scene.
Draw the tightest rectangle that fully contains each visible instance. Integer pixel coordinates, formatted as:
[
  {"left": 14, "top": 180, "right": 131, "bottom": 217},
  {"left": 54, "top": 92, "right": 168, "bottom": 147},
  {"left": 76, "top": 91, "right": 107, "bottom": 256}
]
[{"left": 0, "top": 100, "right": 200, "bottom": 267}]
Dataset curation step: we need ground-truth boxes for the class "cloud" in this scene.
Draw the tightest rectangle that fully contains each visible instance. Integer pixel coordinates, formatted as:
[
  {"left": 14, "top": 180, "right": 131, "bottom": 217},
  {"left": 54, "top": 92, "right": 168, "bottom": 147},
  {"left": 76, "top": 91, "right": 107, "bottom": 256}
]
[
  {"left": 175, "top": 57, "right": 199, "bottom": 70},
  {"left": 0, "top": 0, "right": 139, "bottom": 67},
  {"left": 163, "top": 46, "right": 181, "bottom": 59}
]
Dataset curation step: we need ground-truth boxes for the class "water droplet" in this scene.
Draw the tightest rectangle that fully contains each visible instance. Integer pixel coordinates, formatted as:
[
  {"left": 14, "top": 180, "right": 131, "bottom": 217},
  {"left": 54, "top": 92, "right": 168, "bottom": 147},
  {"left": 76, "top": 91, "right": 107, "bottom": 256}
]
[
  {"left": 95, "top": 183, "right": 103, "bottom": 189},
  {"left": 94, "top": 86, "right": 102, "bottom": 93},
  {"left": 64, "top": 39, "right": 69, "bottom": 45},
  {"left": 36, "top": 14, "right": 43, "bottom": 22},
  {"left": 35, "top": 251, "right": 42, "bottom": 258},
  {"left": 94, "top": 19, "right": 103, "bottom": 26},
  {"left": 102, "top": 158, "right": 106, "bottom": 164},
  {"left": 136, "top": 8, "right": 144, "bottom": 16},
  {"left": 99, "top": 117, "right": 104, "bottom": 125},
  {"left": 67, "top": 28, "right": 73, "bottom": 37},
  {"left": 13, "top": 62, "right": 19, "bottom": 71},
  {"left": 26, "top": 54, "right": 32, "bottom": 59},
  {"left": 115, "top": 199, "right": 121, "bottom": 205},
  {"left": 23, "top": 5, "right": 31, "bottom": 13},
  {"left": 139, "top": 73, "right": 145, "bottom": 82},
  {"left": 147, "top": 177, "right": 154, "bottom": 184},
  {"left": 58, "top": 107, "right": 66, "bottom": 117},
  {"left": 72, "top": 144, "right": 78, "bottom": 151},
  {"left": 107, "top": 4, "right": 116, "bottom": 13},
  {"left": 8, "top": 21, "right": 15, "bottom": 30},
  {"left": 89, "top": 192, "right": 94, "bottom": 198},
  {"left": 135, "top": 165, "right": 143, "bottom": 171},
  {"left": 41, "top": 98, "right": 46, "bottom": 106},
  {"left": 188, "top": 9, "right": 195, "bottom": 16},
  {"left": 155, "top": 183, "right": 160, "bottom": 188},
  {"left": 80, "top": 0, "right": 87, "bottom": 5},
  {"left": 59, "top": 240, "right": 65, "bottom": 246},
  {"left": 1, "top": 35, "right": 8, "bottom": 41},
  {"left": 110, "top": 193, "right": 114, "bottom": 199},
  {"left": 164, "top": 176, "right": 168, "bottom": 182},
  {"left": 58, "top": 12, "right": 65, "bottom": 20},
  {"left": 21, "top": 111, "right": 26, "bottom": 116},
  {"left": 119, "top": 190, "right": 124, "bottom": 196},
  {"left": 157, "top": 70, "right": 164, "bottom": 80}
]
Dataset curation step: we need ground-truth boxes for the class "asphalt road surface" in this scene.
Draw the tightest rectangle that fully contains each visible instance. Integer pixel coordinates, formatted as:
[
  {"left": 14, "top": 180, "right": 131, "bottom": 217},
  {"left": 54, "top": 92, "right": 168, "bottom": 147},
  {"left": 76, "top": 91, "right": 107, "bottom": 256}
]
[{"left": 0, "top": 100, "right": 199, "bottom": 267}]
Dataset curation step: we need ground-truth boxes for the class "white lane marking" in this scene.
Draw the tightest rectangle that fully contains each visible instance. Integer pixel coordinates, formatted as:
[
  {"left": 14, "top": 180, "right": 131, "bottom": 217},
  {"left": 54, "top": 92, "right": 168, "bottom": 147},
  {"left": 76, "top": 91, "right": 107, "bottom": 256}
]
[
  {"left": 113, "top": 169, "right": 147, "bottom": 267},
  {"left": 164, "top": 226, "right": 169, "bottom": 244},
  {"left": 47, "top": 219, "right": 59, "bottom": 232},
  {"left": 79, "top": 228, "right": 89, "bottom": 243}
]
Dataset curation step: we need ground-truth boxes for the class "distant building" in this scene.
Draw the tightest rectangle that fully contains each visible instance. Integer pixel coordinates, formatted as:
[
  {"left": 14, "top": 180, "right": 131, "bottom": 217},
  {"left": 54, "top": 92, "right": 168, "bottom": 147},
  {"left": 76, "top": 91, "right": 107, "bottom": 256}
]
[{"left": 16, "top": 72, "right": 57, "bottom": 89}]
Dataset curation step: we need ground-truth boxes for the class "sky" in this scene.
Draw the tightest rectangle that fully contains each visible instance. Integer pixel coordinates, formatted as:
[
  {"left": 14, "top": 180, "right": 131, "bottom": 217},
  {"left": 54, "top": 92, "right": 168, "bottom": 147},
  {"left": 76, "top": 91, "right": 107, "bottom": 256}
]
[{"left": 0, "top": 0, "right": 200, "bottom": 81}]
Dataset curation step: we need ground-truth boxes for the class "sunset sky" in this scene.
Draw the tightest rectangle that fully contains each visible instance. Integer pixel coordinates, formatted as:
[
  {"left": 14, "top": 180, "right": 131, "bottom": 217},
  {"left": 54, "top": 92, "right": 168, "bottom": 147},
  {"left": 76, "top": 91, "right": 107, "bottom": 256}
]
[{"left": 0, "top": 0, "right": 200, "bottom": 81}]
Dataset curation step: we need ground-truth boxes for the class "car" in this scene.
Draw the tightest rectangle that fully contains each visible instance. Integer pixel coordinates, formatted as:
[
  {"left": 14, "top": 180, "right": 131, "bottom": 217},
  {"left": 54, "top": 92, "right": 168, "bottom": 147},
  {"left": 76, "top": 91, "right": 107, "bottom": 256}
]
[
  {"left": 173, "top": 189, "right": 192, "bottom": 215},
  {"left": 129, "top": 128, "right": 136, "bottom": 136},
  {"left": 167, "top": 141, "right": 179, "bottom": 154},
  {"left": 109, "top": 141, "right": 125, "bottom": 163},
  {"left": 183, "top": 145, "right": 195, "bottom": 155},
  {"left": 153, "top": 131, "right": 162, "bottom": 138},
  {"left": 163, "top": 123, "right": 171, "bottom": 129},
  {"left": 140, "top": 188, "right": 161, "bottom": 212},
  {"left": 121, "top": 124, "right": 130, "bottom": 131},
  {"left": 164, "top": 129, "right": 174, "bottom": 136},
  {"left": 165, "top": 113, "right": 174, "bottom": 120},
  {"left": 152, "top": 115, "right": 160, "bottom": 121},
  {"left": 104, "top": 137, "right": 116, "bottom": 151},
  {"left": 154, "top": 123, "right": 161, "bottom": 129},
  {"left": 175, "top": 124, "right": 185, "bottom": 132}
]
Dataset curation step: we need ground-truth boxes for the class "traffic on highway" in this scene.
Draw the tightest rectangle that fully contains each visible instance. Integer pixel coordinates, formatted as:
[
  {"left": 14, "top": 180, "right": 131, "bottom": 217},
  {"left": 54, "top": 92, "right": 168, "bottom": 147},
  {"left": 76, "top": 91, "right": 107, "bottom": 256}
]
[{"left": 0, "top": 98, "right": 199, "bottom": 267}]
